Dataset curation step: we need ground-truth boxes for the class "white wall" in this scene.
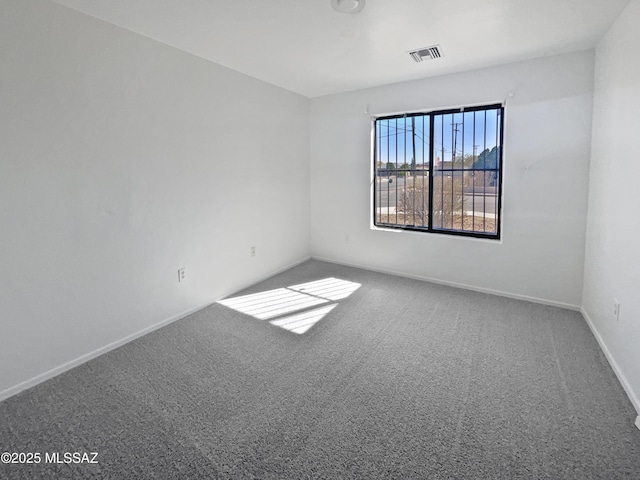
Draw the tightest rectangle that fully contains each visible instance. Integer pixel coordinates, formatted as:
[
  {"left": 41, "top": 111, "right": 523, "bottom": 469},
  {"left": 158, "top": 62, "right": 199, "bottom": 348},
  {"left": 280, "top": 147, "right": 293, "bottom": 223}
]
[
  {"left": 0, "top": 0, "right": 310, "bottom": 397},
  {"left": 583, "top": 0, "right": 640, "bottom": 414},
  {"left": 310, "top": 52, "right": 594, "bottom": 308}
]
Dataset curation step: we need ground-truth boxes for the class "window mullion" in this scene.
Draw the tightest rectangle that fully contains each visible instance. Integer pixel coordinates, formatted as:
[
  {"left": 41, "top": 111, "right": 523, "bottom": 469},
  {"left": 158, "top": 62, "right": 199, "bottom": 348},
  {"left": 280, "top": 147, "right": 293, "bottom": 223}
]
[{"left": 428, "top": 113, "right": 434, "bottom": 232}]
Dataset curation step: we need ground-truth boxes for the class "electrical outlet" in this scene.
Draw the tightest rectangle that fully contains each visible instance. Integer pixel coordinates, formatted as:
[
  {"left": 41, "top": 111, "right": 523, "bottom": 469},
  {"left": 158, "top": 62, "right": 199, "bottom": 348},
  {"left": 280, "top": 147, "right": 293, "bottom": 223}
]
[
  {"left": 250, "top": 246, "right": 256, "bottom": 257},
  {"left": 178, "top": 268, "right": 186, "bottom": 283},
  {"left": 613, "top": 299, "right": 620, "bottom": 321},
  {"left": 345, "top": 234, "right": 350, "bottom": 243}
]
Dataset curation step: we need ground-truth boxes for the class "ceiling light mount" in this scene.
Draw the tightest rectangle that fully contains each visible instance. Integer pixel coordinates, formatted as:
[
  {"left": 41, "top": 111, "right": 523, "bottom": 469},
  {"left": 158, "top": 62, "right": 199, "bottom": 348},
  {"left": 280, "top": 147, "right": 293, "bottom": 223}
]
[{"left": 331, "top": 0, "right": 366, "bottom": 14}]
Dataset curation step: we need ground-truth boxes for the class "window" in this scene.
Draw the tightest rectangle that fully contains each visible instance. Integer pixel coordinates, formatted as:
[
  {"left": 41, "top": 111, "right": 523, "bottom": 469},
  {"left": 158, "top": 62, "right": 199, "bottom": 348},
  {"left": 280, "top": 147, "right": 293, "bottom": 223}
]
[{"left": 374, "top": 104, "right": 504, "bottom": 239}]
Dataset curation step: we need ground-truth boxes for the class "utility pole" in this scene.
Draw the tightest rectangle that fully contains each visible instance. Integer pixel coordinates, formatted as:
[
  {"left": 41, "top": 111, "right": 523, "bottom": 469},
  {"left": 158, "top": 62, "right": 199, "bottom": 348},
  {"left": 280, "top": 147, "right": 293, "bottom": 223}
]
[
  {"left": 411, "top": 117, "right": 417, "bottom": 172},
  {"left": 452, "top": 122, "right": 463, "bottom": 165}
]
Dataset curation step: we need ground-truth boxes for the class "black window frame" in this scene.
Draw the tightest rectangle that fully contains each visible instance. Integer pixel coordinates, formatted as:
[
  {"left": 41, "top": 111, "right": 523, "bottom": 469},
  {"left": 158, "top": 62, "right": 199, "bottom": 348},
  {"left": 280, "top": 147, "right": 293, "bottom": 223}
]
[{"left": 373, "top": 103, "right": 505, "bottom": 240}]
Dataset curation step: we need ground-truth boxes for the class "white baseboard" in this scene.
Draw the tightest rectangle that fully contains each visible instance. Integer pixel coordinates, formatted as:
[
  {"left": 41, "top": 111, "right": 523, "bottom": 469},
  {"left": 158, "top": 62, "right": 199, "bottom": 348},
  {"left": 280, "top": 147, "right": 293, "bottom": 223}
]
[
  {"left": 312, "top": 256, "right": 640, "bottom": 428},
  {"left": 10, "top": 253, "right": 638, "bottom": 432},
  {"left": 310, "top": 256, "right": 581, "bottom": 311},
  {"left": 0, "top": 256, "right": 311, "bottom": 403},
  {"left": 581, "top": 307, "right": 640, "bottom": 421},
  {"left": 0, "top": 302, "right": 208, "bottom": 403}
]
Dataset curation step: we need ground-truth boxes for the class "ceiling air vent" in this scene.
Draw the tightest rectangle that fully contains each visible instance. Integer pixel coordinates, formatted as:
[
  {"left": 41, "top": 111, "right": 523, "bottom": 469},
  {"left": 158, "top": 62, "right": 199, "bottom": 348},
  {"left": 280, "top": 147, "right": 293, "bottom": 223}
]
[{"left": 408, "top": 45, "right": 443, "bottom": 63}]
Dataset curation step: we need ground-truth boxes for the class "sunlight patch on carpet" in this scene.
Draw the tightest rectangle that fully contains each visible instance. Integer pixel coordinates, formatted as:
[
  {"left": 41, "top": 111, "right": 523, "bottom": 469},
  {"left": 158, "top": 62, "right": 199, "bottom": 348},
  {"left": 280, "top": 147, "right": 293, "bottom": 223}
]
[
  {"left": 288, "top": 277, "right": 361, "bottom": 300},
  {"left": 218, "top": 278, "right": 361, "bottom": 334},
  {"left": 270, "top": 304, "right": 338, "bottom": 334},
  {"left": 217, "top": 288, "right": 327, "bottom": 320}
]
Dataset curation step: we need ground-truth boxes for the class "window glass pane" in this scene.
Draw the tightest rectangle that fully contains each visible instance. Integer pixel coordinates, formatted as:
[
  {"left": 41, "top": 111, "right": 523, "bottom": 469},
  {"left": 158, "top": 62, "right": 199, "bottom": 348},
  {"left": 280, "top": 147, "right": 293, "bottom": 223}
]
[{"left": 374, "top": 104, "right": 502, "bottom": 239}]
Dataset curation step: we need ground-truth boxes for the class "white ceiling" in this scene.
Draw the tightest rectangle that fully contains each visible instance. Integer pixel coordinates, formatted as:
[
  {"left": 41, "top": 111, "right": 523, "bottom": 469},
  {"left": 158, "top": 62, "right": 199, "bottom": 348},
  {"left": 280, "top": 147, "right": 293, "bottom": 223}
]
[{"left": 51, "top": 0, "right": 630, "bottom": 98}]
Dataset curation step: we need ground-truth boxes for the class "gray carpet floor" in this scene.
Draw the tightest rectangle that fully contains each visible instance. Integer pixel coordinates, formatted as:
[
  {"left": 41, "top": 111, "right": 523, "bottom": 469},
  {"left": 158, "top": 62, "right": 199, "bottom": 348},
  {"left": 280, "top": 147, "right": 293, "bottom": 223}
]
[{"left": 1, "top": 259, "right": 639, "bottom": 479}]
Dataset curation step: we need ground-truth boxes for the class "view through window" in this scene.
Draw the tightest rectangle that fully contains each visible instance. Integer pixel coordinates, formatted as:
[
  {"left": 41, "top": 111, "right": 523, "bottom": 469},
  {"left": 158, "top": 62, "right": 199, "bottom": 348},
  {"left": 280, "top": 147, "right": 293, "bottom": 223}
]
[{"left": 374, "top": 104, "right": 504, "bottom": 239}]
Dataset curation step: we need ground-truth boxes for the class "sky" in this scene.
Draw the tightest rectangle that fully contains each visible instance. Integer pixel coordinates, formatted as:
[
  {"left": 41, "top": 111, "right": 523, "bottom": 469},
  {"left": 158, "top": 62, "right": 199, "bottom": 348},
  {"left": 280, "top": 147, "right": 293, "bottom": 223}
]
[{"left": 376, "top": 107, "right": 502, "bottom": 167}]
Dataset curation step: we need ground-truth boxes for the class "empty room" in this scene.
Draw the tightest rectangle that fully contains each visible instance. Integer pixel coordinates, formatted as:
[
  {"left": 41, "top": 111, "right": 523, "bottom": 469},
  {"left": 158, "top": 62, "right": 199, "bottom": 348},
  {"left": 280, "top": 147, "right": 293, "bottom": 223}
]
[{"left": 1, "top": 0, "right": 639, "bottom": 478}]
